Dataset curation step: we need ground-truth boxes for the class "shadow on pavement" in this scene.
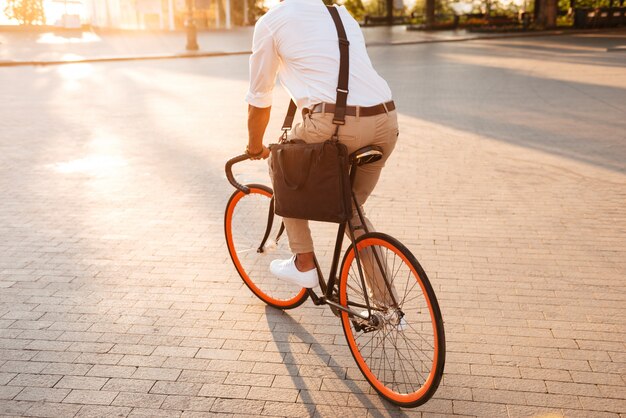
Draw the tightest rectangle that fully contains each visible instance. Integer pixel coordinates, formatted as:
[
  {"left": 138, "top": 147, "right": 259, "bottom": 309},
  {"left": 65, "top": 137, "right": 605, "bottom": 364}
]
[{"left": 265, "top": 305, "right": 409, "bottom": 417}]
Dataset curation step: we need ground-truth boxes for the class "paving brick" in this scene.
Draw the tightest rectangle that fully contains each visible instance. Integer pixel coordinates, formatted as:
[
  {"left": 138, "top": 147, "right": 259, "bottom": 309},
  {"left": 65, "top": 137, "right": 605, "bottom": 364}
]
[
  {"left": 470, "top": 364, "right": 521, "bottom": 378},
  {"left": 298, "top": 389, "right": 350, "bottom": 406},
  {"left": 0, "top": 400, "right": 35, "bottom": 416},
  {"left": 506, "top": 405, "right": 564, "bottom": 418},
  {"left": 210, "top": 398, "right": 265, "bottom": 415},
  {"left": 67, "top": 342, "right": 114, "bottom": 353},
  {"left": 525, "top": 392, "right": 581, "bottom": 409},
  {"left": 177, "top": 370, "right": 227, "bottom": 384},
  {"left": 15, "top": 387, "right": 71, "bottom": 402},
  {"left": 546, "top": 381, "right": 602, "bottom": 397},
  {"left": 55, "top": 376, "right": 109, "bottom": 390},
  {"left": 63, "top": 389, "right": 119, "bottom": 405},
  {"left": 0, "top": 348, "right": 37, "bottom": 361},
  {"left": 127, "top": 407, "right": 182, "bottom": 417},
  {"left": 161, "top": 356, "right": 211, "bottom": 371},
  {"left": 570, "top": 370, "right": 624, "bottom": 386},
  {"left": 261, "top": 401, "right": 316, "bottom": 417},
  {"left": 316, "top": 405, "right": 369, "bottom": 417},
  {"left": 562, "top": 408, "right": 620, "bottom": 418},
  {"left": 86, "top": 365, "right": 137, "bottom": 379},
  {"left": 519, "top": 367, "right": 572, "bottom": 382},
  {"left": 131, "top": 367, "right": 181, "bottom": 381},
  {"left": 109, "top": 344, "right": 156, "bottom": 356},
  {"left": 0, "top": 371, "right": 16, "bottom": 385},
  {"left": 195, "top": 348, "right": 241, "bottom": 360},
  {"left": 152, "top": 346, "right": 199, "bottom": 358},
  {"left": 198, "top": 383, "right": 250, "bottom": 399},
  {"left": 75, "top": 353, "right": 124, "bottom": 365},
  {"left": 578, "top": 396, "right": 626, "bottom": 414},
  {"left": 453, "top": 400, "right": 508, "bottom": 416},
  {"left": 111, "top": 391, "right": 167, "bottom": 408},
  {"left": 102, "top": 378, "right": 156, "bottom": 393},
  {"left": 247, "top": 386, "right": 299, "bottom": 402},
  {"left": 223, "top": 372, "right": 274, "bottom": 387},
  {"left": 7, "top": 373, "right": 62, "bottom": 388},
  {"left": 25, "top": 402, "right": 83, "bottom": 418},
  {"left": 206, "top": 359, "right": 254, "bottom": 373},
  {"left": 32, "top": 350, "right": 81, "bottom": 363},
  {"left": 472, "top": 388, "right": 527, "bottom": 405},
  {"left": 493, "top": 377, "right": 546, "bottom": 393},
  {"left": 161, "top": 395, "right": 216, "bottom": 411},
  {"left": 150, "top": 381, "right": 202, "bottom": 396},
  {"left": 75, "top": 404, "right": 131, "bottom": 418},
  {"left": 0, "top": 384, "right": 23, "bottom": 400},
  {"left": 0, "top": 360, "right": 47, "bottom": 374},
  {"left": 41, "top": 362, "right": 93, "bottom": 376},
  {"left": 118, "top": 355, "right": 167, "bottom": 368}
]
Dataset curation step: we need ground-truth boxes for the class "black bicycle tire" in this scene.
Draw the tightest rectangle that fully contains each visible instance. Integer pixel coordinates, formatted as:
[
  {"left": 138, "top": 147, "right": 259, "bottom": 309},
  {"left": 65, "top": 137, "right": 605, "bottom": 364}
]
[
  {"left": 224, "top": 183, "right": 309, "bottom": 310},
  {"left": 338, "top": 232, "right": 445, "bottom": 407}
]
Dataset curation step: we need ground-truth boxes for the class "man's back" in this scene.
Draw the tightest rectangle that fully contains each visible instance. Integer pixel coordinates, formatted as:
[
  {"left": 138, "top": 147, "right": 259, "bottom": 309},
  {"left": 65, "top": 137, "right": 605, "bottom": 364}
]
[{"left": 246, "top": 0, "right": 392, "bottom": 110}]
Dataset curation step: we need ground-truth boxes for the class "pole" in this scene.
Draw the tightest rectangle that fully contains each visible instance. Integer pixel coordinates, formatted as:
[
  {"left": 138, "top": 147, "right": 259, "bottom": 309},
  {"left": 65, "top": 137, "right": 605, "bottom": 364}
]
[
  {"left": 243, "top": 0, "right": 249, "bottom": 25},
  {"left": 216, "top": 0, "right": 221, "bottom": 28},
  {"left": 225, "top": 0, "right": 231, "bottom": 29},
  {"left": 168, "top": 0, "right": 175, "bottom": 30},
  {"left": 186, "top": 0, "right": 199, "bottom": 50}
]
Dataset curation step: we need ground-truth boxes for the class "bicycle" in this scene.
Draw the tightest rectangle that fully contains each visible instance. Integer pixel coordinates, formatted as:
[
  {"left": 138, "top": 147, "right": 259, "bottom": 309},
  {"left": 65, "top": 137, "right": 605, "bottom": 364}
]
[{"left": 224, "top": 145, "right": 445, "bottom": 407}]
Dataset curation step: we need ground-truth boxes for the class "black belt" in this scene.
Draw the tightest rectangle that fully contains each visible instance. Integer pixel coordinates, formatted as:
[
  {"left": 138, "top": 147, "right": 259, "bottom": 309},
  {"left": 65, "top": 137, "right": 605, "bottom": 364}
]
[{"left": 303, "top": 101, "right": 396, "bottom": 117}]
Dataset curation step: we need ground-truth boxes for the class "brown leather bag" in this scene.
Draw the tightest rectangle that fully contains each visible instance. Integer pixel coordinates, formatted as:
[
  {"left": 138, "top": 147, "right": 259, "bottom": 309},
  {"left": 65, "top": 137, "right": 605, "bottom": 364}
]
[
  {"left": 270, "top": 139, "right": 352, "bottom": 223},
  {"left": 270, "top": 5, "right": 352, "bottom": 223}
]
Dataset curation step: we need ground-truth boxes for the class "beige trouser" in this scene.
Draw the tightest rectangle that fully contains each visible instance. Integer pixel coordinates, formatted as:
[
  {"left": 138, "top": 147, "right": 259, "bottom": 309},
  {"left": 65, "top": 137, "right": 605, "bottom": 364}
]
[{"left": 275, "top": 107, "right": 399, "bottom": 305}]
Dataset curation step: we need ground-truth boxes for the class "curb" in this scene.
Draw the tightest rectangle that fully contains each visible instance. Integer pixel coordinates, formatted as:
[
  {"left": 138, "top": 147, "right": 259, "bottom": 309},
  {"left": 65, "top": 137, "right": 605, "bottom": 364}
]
[
  {"left": 0, "top": 28, "right": 622, "bottom": 67},
  {"left": 0, "top": 50, "right": 251, "bottom": 67}
]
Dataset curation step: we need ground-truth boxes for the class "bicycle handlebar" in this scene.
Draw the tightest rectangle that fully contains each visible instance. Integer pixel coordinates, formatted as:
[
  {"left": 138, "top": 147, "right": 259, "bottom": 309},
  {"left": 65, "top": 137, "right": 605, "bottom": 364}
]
[{"left": 225, "top": 154, "right": 251, "bottom": 194}]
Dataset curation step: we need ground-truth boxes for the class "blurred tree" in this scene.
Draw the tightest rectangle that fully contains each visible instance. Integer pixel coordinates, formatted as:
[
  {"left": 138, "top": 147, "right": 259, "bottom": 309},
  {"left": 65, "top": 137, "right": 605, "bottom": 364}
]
[
  {"left": 344, "top": 0, "right": 366, "bottom": 20},
  {"left": 4, "top": 0, "right": 45, "bottom": 25},
  {"left": 425, "top": 0, "right": 436, "bottom": 25},
  {"left": 535, "top": 0, "right": 557, "bottom": 27}
]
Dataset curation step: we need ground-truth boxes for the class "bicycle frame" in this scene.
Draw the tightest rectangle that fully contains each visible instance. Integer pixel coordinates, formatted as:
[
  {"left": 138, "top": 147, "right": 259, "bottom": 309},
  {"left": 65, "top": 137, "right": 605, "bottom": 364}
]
[
  {"left": 224, "top": 152, "right": 399, "bottom": 322},
  {"left": 260, "top": 159, "right": 398, "bottom": 321}
]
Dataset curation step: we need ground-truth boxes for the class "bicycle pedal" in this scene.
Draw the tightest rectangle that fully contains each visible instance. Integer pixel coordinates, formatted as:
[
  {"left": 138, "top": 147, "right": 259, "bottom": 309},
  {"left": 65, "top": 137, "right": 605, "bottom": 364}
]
[{"left": 351, "top": 320, "right": 377, "bottom": 333}]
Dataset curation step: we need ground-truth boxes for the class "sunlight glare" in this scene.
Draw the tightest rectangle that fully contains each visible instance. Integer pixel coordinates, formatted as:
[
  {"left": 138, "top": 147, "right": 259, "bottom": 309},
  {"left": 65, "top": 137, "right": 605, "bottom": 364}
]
[
  {"left": 56, "top": 57, "right": 94, "bottom": 86},
  {"left": 50, "top": 155, "right": 127, "bottom": 175},
  {"left": 37, "top": 31, "right": 101, "bottom": 44}
]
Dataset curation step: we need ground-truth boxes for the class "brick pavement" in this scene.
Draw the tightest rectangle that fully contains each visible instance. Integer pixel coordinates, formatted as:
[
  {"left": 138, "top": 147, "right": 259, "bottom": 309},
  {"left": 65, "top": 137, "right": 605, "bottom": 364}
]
[{"left": 0, "top": 32, "right": 625, "bottom": 417}]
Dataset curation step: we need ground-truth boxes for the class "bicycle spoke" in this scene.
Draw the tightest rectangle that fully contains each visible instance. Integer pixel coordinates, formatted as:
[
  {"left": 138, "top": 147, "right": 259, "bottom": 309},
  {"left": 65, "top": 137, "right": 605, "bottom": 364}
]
[{"left": 340, "top": 233, "right": 444, "bottom": 406}]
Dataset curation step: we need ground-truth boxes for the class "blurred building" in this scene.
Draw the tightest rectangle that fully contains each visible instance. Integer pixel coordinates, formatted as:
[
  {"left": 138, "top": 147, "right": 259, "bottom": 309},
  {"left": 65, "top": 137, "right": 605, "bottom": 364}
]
[
  {"left": 0, "top": 0, "right": 233, "bottom": 29},
  {"left": 86, "top": 0, "right": 232, "bottom": 30}
]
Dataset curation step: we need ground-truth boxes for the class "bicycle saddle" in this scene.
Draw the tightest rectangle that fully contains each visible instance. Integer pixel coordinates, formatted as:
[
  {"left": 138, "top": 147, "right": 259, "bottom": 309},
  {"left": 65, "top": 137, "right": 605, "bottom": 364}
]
[{"left": 350, "top": 145, "right": 383, "bottom": 166}]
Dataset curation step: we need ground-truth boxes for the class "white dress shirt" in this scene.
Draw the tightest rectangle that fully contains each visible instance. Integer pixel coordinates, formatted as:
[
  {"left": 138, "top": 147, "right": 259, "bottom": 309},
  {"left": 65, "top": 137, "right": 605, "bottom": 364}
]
[{"left": 245, "top": 0, "right": 392, "bottom": 110}]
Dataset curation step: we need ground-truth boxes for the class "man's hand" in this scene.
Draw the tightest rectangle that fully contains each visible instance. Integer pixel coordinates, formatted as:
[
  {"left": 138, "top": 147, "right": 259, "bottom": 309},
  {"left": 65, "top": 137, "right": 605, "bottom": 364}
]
[
  {"left": 247, "top": 145, "right": 271, "bottom": 160},
  {"left": 247, "top": 105, "right": 272, "bottom": 160}
]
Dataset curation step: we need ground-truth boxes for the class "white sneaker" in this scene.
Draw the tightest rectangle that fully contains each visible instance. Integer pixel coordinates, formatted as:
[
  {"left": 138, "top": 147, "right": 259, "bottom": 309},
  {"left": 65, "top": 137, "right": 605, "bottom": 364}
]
[{"left": 269, "top": 256, "right": 318, "bottom": 288}]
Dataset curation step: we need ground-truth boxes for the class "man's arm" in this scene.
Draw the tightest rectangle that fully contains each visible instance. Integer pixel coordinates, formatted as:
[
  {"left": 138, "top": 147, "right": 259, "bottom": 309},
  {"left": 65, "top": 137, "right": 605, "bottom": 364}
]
[
  {"left": 247, "top": 105, "right": 271, "bottom": 160},
  {"left": 245, "top": 18, "right": 278, "bottom": 160}
]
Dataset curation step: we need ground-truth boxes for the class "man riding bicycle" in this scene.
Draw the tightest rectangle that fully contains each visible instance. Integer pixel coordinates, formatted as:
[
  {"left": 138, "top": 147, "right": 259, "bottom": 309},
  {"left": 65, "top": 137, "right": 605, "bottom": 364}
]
[{"left": 245, "top": 0, "right": 399, "bottom": 300}]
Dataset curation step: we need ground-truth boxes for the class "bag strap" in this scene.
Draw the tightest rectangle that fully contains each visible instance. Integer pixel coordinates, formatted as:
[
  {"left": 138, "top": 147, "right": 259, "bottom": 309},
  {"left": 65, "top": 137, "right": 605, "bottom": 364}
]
[
  {"left": 326, "top": 5, "right": 349, "bottom": 127},
  {"left": 280, "top": 5, "right": 349, "bottom": 133}
]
